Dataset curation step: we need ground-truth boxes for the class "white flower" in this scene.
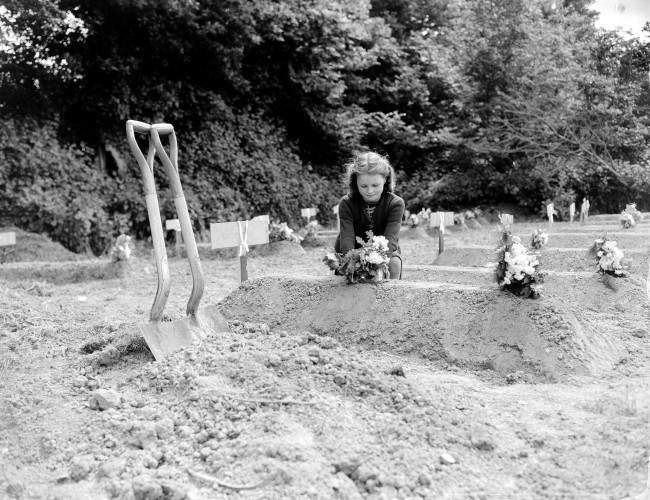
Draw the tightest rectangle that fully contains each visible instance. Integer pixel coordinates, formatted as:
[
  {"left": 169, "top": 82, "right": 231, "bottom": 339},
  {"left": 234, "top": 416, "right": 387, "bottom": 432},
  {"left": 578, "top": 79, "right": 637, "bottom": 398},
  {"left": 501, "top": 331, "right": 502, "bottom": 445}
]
[
  {"left": 365, "top": 251, "right": 387, "bottom": 265},
  {"left": 371, "top": 235, "right": 389, "bottom": 252}
]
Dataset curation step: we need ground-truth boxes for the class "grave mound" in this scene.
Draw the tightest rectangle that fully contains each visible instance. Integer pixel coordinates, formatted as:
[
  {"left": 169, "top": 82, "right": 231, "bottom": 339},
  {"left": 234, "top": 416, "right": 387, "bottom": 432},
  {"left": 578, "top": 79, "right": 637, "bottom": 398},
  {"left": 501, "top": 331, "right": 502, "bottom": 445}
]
[
  {"left": 0, "top": 226, "right": 85, "bottom": 262},
  {"left": 218, "top": 276, "right": 627, "bottom": 383},
  {"left": 433, "top": 247, "right": 649, "bottom": 275},
  {"left": 250, "top": 240, "right": 306, "bottom": 258},
  {"left": 399, "top": 226, "right": 432, "bottom": 240},
  {"left": 0, "top": 259, "right": 130, "bottom": 284}
]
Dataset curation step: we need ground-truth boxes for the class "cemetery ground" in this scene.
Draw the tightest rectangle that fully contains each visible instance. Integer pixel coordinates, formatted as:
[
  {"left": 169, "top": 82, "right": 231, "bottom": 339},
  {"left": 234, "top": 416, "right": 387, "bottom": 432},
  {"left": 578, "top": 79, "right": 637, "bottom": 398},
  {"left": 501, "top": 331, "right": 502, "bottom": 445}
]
[{"left": 1, "top": 216, "right": 649, "bottom": 500}]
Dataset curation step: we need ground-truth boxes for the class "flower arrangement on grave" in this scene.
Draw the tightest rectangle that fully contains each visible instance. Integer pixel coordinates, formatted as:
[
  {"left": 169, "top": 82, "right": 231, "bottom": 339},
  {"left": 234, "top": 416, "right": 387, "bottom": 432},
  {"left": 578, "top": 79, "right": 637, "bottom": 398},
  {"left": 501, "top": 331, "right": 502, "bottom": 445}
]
[
  {"left": 530, "top": 228, "right": 548, "bottom": 250},
  {"left": 494, "top": 230, "right": 545, "bottom": 298},
  {"left": 620, "top": 211, "right": 636, "bottom": 229},
  {"left": 464, "top": 207, "right": 482, "bottom": 220},
  {"left": 623, "top": 203, "right": 643, "bottom": 222},
  {"left": 109, "top": 234, "right": 132, "bottom": 262},
  {"left": 269, "top": 221, "right": 302, "bottom": 244},
  {"left": 323, "top": 231, "right": 390, "bottom": 284},
  {"left": 590, "top": 236, "right": 627, "bottom": 277}
]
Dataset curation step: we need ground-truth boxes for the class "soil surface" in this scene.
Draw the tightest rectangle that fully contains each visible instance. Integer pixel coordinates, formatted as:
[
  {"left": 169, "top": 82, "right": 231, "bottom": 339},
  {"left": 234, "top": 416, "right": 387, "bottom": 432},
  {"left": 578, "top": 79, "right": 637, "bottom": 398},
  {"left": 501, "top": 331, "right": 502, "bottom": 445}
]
[{"left": 1, "top": 220, "right": 649, "bottom": 499}]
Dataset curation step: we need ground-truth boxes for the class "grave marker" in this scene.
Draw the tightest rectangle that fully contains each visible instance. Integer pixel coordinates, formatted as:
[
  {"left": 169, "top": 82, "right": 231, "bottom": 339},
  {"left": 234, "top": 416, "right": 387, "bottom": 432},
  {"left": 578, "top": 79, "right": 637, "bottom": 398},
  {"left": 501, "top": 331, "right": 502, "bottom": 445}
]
[
  {"left": 546, "top": 203, "right": 554, "bottom": 224},
  {"left": 429, "top": 211, "right": 454, "bottom": 254},
  {"left": 166, "top": 218, "right": 182, "bottom": 256},
  {"left": 0, "top": 232, "right": 16, "bottom": 247},
  {"left": 301, "top": 207, "right": 318, "bottom": 221},
  {"left": 332, "top": 204, "right": 339, "bottom": 231},
  {"left": 580, "top": 198, "right": 590, "bottom": 224},
  {"left": 210, "top": 219, "right": 269, "bottom": 282},
  {"left": 0, "top": 231, "right": 16, "bottom": 264},
  {"left": 569, "top": 202, "right": 575, "bottom": 223},
  {"left": 499, "top": 213, "right": 514, "bottom": 227}
]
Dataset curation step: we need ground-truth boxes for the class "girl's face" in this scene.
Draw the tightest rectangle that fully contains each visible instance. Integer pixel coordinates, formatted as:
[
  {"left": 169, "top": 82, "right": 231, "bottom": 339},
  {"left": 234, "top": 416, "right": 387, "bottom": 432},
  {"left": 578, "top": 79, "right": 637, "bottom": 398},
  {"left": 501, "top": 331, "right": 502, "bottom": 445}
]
[{"left": 357, "top": 173, "right": 386, "bottom": 203}]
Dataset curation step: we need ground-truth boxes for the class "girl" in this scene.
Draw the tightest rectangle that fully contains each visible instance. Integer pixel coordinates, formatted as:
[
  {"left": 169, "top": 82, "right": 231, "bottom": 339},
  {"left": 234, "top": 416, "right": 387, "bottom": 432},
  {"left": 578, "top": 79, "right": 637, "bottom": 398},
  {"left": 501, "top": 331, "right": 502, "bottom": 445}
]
[{"left": 335, "top": 152, "right": 405, "bottom": 279}]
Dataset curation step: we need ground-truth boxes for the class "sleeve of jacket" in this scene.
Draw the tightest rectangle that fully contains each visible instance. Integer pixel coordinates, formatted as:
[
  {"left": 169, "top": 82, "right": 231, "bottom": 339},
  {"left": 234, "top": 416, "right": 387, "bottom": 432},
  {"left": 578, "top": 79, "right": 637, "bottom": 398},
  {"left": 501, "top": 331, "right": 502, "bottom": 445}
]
[
  {"left": 338, "top": 198, "right": 356, "bottom": 254},
  {"left": 384, "top": 196, "right": 405, "bottom": 254}
]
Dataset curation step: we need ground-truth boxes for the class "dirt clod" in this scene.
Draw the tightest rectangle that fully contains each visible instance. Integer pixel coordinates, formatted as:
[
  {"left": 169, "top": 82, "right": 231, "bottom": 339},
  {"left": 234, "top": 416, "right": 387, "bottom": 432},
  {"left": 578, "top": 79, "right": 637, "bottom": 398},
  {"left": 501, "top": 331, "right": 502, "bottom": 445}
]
[
  {"left": 132, "top": 475, "right": 164, "bottom": 500},
  {"left": 89, "top": 389, "right": 121, "bottom": 411}
]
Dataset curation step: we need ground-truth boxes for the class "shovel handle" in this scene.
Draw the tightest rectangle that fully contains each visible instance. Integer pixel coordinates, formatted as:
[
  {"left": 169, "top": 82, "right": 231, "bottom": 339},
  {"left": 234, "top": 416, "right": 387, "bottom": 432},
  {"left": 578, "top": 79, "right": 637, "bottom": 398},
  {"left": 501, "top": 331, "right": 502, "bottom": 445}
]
[
  {"left": 125, "top": 120, "right": 171, "bottom": 322},
  {"left": 150, "top": 123, "right": 205, "bottom": 318}
]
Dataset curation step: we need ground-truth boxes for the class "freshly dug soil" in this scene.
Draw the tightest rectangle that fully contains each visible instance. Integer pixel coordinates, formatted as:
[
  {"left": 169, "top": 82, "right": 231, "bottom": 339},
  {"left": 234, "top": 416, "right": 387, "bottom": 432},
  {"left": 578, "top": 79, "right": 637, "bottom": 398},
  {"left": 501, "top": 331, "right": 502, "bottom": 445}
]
[
  {"left": 0, "top": 227, "right": 86, "bottom": 262},
  {"left": 250, "top": 240, "right": 306, "bottom": 258},
  {"left": 0, "top": 259, "right": 131, "bottom": 284},
  {"left": 2, "top": 215, "right": 648, "bottom": 500},
  {"left": 217, "top": 276, "right": 640, "bottom": 383},
  {"left": 433, "top": 246, "right": 648, "bottom": 275},
  {"left": 399, "top": 226, "right": 433, "bottom": 240},
  {"left": 454, "top": 230, "right": 649, "bottom": 249}
]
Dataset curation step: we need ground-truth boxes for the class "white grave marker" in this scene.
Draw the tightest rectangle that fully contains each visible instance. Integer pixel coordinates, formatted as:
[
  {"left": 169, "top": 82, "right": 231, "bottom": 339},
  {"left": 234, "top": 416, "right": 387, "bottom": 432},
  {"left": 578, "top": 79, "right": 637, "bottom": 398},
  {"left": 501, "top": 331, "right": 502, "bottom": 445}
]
[
  {"left": 165, "top": 218, "right": 182, "bottom": 256},
  {"left": 0, "top": 232, "right": 16, "bottom": 247},
  {"left": 429, "top": 211, "right": 454, "bottom": 253},
  {"left": 499, "top": 214, "right": 514, "bottom": 226},
  {"left": 569, "top": 202, "right": 575, "bottom": 223},
  {"left": 580, "top": 198, "right": 590, "bottom": 224},
  {"left": 0, "top": 231, "right": 16, "bottom": 264},
  {"left": 165, "top": 218, "right": 180, "bottom": 231},
  {"left": 210, "top": 219, "right": 269, "bottom": 282},
  {"left": 546, "top": 203, "right": 554, "bottom": 224},
  {"left": 301, "top": 207, "right": 318, "bottom": 220}
]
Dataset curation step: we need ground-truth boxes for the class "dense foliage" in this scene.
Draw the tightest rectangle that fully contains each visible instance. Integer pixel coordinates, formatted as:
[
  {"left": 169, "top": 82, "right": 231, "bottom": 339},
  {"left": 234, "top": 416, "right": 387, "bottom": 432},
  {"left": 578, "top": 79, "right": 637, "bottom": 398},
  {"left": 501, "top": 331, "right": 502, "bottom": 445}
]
[{"left": 0, "top": 0, "right": 648, "bottom": 252}]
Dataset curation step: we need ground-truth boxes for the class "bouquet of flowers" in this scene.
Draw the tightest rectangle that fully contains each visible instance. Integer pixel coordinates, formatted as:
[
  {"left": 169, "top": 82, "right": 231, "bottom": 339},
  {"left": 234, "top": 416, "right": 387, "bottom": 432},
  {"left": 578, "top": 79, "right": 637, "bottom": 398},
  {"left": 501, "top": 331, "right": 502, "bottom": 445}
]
[
  {"left": 323, "top": 231, "right": 390, "bottom": 284},
  {"left": 494, "top": 231, "right": 545, "bottom": 298},
  {"left": 269, "top": 221, "right": 302, "bottom": 243},
  {"left": 590, "top": 236, "right": 627, "bottom": 277},
  {"left": 530, "top": 228, "right": 548, "bottom": 250},
  {"left": 109, "top": 234, "right": 132, "bottom": 262},
  {"left": 624, "top": 203, "right": 643, "bottom": 222},
  {"left": 620, "top": 211, "right": 636, "bottom": 229}
]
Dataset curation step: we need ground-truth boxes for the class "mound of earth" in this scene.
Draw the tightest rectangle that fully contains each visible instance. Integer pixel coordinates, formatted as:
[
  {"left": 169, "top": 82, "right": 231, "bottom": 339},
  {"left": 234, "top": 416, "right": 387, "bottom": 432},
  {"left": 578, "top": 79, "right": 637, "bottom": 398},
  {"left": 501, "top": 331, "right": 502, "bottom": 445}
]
[
  {"left": 399, "top": 227, "right": 432, "bottom": 240},
  {"left": 251, "top": 240, "right": 306, "bottom": 258},
  {"left": 217, "top": 276, "right": 628, "bottom": 383},
  {"left": 433, "top": 247, "right": 648, "bottom": 274},
  {"left": 0, "top": 259, "right": 131, "bottom": 284},
  {"left": 0, "top": 227, "right": 85, "bottom": 262}
]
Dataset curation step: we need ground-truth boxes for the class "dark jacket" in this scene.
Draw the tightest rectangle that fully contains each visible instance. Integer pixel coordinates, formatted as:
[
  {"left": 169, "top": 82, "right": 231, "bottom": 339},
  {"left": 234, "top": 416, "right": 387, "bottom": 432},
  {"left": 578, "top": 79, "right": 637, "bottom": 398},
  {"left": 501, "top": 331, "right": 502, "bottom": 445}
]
[{"left": 335, "top": 192, "right": 405, "bottom": 258}]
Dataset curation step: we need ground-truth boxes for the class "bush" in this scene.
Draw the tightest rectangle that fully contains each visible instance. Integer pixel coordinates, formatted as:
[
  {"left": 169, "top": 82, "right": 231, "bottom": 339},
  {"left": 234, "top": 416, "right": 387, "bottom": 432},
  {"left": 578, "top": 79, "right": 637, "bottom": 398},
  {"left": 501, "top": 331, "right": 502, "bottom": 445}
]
[
  {"left": 0, "top": 112, "right": 339, "bottom": 253},
  {"left": 0, "top": 118, "right": 114, "bottom": 254}
]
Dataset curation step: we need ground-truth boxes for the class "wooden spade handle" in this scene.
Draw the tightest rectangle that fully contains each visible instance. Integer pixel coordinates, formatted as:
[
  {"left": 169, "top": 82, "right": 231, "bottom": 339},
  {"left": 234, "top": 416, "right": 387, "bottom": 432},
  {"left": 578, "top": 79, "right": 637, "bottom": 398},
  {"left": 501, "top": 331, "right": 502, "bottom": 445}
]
[
  {"left": 150, "top": 123, "right": 206, "bottom": 318},
  {"left": 125, "top": 120, "right": 171, "bottom": 322}
]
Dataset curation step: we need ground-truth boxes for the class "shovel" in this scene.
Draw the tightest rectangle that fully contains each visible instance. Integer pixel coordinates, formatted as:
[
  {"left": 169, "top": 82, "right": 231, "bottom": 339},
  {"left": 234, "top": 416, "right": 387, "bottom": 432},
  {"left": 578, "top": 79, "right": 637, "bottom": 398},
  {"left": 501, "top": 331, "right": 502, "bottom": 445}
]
[{"left": 126, "top": 120, "right": 229, "bottom": 360}]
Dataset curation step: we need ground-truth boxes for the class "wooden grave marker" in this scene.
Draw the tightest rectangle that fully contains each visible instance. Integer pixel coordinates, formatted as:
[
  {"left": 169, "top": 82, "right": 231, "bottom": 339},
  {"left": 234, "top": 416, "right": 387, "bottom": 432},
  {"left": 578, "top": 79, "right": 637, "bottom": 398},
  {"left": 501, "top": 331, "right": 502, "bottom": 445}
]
[
  {"left": 429, "top": 211, "right": 455, "bottom": 254},
  {"left": 569, "top": 202, "right": 575, "bottom": 223},
  {"left": 166, "top": 218, "right": 182, "bottom": 256},
  {"left": 580, "top": 198, "right": 590, "bottom": 224},
  {"left": 301, "top": 207, "right": 318, "bottom": 221},
  {"left": 0, "top": 231, "right": 16, "bottom": 263},
  {"left": 332, "top": 204, "right": 339, "bottom": 231},
  {"left": 546, "top": 203, "right": 554, "bottom": 224},
  {"left": 499, "top": 213, "right": 514, "bottom": 227},
  {"left": 210, "top": 219, "right": 269, "bottom": 282}
]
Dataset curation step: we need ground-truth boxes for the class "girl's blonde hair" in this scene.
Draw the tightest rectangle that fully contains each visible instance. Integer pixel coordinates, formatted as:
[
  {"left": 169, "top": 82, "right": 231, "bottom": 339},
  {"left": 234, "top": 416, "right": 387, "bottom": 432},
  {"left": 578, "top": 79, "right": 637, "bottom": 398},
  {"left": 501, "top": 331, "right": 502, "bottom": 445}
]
[{"left": 344, "top": 151, "right": 395, "bottom": 197}]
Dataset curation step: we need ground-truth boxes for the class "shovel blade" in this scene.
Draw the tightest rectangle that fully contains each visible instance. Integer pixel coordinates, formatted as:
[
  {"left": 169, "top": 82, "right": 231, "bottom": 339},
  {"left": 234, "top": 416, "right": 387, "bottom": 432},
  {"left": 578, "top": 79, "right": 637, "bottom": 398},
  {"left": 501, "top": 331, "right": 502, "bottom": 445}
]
[{"left": 140, "top": 306, "right": 230, "bottom": 361}]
